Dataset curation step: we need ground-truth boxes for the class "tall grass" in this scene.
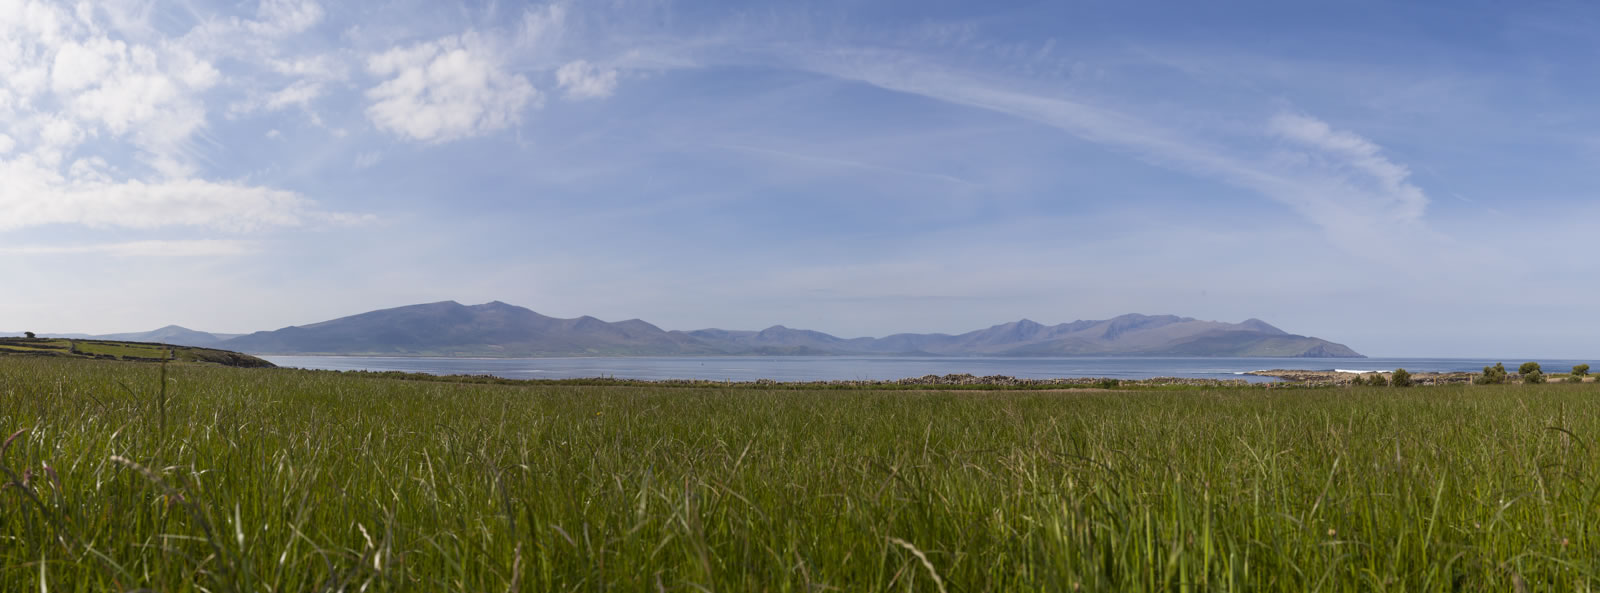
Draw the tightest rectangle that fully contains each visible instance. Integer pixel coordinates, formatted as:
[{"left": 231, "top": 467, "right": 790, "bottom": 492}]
[{"left": 1, "top": 356, "right": 1597, "bottom": 591}]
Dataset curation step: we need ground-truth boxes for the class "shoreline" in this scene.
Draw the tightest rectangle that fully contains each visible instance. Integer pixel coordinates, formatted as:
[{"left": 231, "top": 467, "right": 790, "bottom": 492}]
[
  {"left": 1247, "top": 369, "right": 1589, "bottom": 385},
  {"left": 308, "top": 369, "right": 1259, "bottom": 389}
]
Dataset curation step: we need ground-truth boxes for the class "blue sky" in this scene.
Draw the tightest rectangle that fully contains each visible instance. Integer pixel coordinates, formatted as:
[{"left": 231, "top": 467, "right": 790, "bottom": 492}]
[{"left": 2, "top": 0, "right": 1598, "bottom": 357}]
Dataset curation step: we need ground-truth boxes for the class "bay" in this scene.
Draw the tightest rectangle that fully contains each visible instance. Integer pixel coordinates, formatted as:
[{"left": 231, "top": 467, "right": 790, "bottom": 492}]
[{"left": 259, "top": 355, "right": 1595, "bottom": 383}]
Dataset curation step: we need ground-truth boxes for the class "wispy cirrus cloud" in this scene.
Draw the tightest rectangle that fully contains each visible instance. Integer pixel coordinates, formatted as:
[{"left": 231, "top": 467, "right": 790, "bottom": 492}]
[{"left": 784, "top": 47, "right": 1439, "bottom": 259}]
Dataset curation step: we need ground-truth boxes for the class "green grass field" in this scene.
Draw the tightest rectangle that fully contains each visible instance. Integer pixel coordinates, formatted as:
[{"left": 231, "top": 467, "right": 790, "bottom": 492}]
[
  {"left": 2, "top": 356, "right": 1598, "bottom": 591},
  {"left": 0, "top": 338, "right": 166, "bottom": 358}
]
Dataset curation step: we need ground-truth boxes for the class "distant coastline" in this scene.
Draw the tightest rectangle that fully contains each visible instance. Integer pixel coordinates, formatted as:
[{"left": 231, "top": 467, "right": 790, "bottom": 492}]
[
  {"left": 249, "top": 351, "right": 1358, "bottom": 359},
  {"left": 260, "top": 354, "right": 1560, "bottom": 384}
]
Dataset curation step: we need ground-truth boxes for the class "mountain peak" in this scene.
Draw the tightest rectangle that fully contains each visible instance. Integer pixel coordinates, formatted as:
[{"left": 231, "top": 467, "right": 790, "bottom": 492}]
[
  {"left": 1238, "top": 318, "right": 1287, "bottom": 334},
  {"left": 983, "top": 319, "right": 1039, "bottom": 331},
  {"left": 1108, "top": 313, "right": 1191, "bottom": 323},
  {"left": 1099, "top": 313, "right": 1188, "bottom": 339},
  {"left": 473, "top": 300, "right": 523, "bottom": 311},
  {"left": 396, "top": 300, "right": 465, "bottom": 312}
]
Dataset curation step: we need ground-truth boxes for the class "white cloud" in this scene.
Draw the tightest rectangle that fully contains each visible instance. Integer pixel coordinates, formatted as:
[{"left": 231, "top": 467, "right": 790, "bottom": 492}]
[
  {"left": 169, "top": 0, "right": 341, "bottom": 128},
  {"left": 172, "top": 1, "right": 331, "bottom": 77},
  {"left": 365, "top": 33, "right": 540, "bottom": 143},
  {"left": 249, "top": 0, "right": 325, "bottom": 38},
  {"left": 0, "top": 0, "right": 360, "bottom": 236},
  {"left": 66, "top": 156, "right": 113, "bottom": 182},
  {"left": 232, "top": 79, "right": 324, "bottom": 118},
  {"left": 66, "top": 53, "right": 186, "bottom": 134},
  {"left": 267, "top": 54, "right": 347, "bottom": 80},
  {"left": 49, "top": 36, "right": 118, "bottom": 94},
  {"left": 0, "top": 239, "right": 258, "bottom": 257},
  {"left": 0, "top": 157, "right": 318, "bottom": 232},
  {"left": 172, "top": 50, "right": 223, "bottom": 89},
  {"left": 556, "top": 59, "right": 617, "bottom": 100},
  {"left": 1269, "top": 113, "right": 1428, "bottom": 222},
  {"left": 228, "top": 79, "right": 328, "bottom": 128},
  {"left": 267, "top": 80, "right": 322, "bottom": 110},
  {"left": 516, "top": 5, "right": 567, "bottom": 52},
  {"left": 0, "top": 1, "right": 220, "bottom": 181}
]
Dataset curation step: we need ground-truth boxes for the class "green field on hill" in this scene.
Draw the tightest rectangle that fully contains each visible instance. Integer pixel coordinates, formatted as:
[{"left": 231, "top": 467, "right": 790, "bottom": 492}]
[
  {"left": 1, "top": 356, "right": 1597, "bottom": 591},
  {"left": 0, "top": 337, "right": 273, "bottom": 368}
]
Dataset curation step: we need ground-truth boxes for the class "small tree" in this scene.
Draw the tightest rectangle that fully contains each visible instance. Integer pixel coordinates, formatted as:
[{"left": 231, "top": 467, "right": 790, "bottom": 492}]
[
  {"left": 1391, "top": 368, "right": 1413, "bottom": 387},
  {"left": 1367, "top": 373, "right": 1389, "bottom": 387},
  {"left": 23, "top": 331, "right": 35, "bottom": 338},
  {"left": 1520, "top": 362, "right": 1542, "bottom": 375},
  {"left": 1525, "top": 369, "right": 1546, "bottom": 384},
  {"left": 1573, "top": 364, "right": 1590, "bottom": 381},
  {"left": 1475, "top": 363, "right": 1508, "bottom": 385}
]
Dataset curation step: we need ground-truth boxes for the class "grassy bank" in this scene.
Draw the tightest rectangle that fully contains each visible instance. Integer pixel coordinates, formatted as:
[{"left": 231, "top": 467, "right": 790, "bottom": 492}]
[
  {"left": 1, "top": 357, "right": 1597, "bottom": 591},
  {"left": 0, "top": 337, "right": 274, "bottom": 367}
]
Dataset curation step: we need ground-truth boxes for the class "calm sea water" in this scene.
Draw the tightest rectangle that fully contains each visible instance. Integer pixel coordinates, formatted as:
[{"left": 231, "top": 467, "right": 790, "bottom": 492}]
[{"left": 259, "top": 356, "right": 1595, "bottom": 383}]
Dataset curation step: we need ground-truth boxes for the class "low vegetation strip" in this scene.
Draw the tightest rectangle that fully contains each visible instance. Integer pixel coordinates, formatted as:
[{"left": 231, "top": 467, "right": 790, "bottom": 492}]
[
  {"left": 1, "top": 356, "right": 1597, "bottom": 591},
  {"left": 0, "top": 337, "right": 274, "bottom": 368},
  {"left": 320, "top": 369, "right": 1244, "bottom": 390}
]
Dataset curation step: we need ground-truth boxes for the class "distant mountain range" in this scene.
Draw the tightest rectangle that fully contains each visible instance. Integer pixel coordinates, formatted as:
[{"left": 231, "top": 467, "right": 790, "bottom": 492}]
[
  {"left": 10, "top": 326, "right": 246, "bottom": 347},
  {"left": 19, "top": 300, "right": 1364, "bottom": 358}
]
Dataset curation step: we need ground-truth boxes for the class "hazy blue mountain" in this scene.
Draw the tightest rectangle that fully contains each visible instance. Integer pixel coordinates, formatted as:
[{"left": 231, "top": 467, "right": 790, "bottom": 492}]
[
  {"left": 211, "top": 302, "right": 1362, "bottom": 357},
  {"left": 679, "top": 326, "right": 860, "bottom": 355},
  {"left": 95, "top": 325, "right": 241, "bottom": 348},
  {"left": 3, "top": 327, "right": 239, "bottom": 347},
  {"left": 221, "top": 301, "right": 722, "bottom": 356},
  {"left": 688, "top": 313, "right": 1362, "bottom": 358}
]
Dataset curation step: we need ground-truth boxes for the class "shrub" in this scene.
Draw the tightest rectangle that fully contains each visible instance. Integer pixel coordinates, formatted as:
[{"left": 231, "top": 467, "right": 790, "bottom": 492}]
[
  {"left": 1525, "top": 369, "right": 1546, "bottom": 384},
  {"left": 1390, "top": 368, "right": 1413, "bottom": 387},
  {"left": 1520, "top": 362, "right": 1542, "bottom": 375},
  {"left": 1475, "top": 363, "right": 1508, "bottom": 385},
  {"left": 1367, "top": 373, "right": 1388, "bottom": 387},
  {"left": 23, "top": 331, "right": 34, "bottom": 338},
  {"left": 1574, "top": 364, "right": 1590, "bottom": 378}
]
